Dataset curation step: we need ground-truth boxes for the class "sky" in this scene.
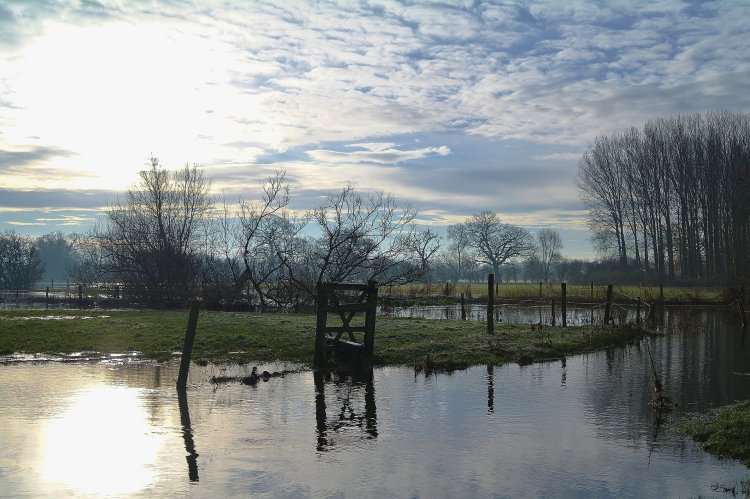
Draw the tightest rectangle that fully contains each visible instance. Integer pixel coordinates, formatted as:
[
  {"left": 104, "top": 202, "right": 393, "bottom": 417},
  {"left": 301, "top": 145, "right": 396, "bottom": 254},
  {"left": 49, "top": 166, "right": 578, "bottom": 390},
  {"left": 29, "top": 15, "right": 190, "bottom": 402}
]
[{"left": 1, "top": 0, "right": 749, "bottom": 258}]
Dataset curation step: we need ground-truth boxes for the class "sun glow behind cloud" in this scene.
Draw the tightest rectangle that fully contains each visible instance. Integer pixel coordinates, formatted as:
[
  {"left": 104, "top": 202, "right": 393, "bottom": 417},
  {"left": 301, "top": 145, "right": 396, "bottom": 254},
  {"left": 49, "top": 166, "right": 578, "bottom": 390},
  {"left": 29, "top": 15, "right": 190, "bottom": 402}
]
[
  {"left": 0, "top": 1, "right": 748, "bottom": 256},
  {"left": 3, "top": 20, "right": 257, "bottom": 190}
]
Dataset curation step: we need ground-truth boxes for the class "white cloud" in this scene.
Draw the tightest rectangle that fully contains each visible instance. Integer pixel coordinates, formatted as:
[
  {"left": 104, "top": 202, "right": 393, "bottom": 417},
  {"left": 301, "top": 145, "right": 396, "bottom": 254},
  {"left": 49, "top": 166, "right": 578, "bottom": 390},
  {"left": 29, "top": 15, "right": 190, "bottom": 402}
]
[
  {"left": 306, "top": 143, "right": 450, "bottom": 164},
  {"left": 1, "top": 0, "right": 749, "bottom": 238}
]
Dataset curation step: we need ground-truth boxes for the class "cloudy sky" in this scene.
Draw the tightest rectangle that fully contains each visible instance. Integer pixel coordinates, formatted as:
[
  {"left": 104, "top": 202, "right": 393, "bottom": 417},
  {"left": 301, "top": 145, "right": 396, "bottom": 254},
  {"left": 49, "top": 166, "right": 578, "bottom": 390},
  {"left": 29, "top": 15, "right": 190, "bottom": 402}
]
[{"left": 1, "top": 0, "right": 749, "bottom": 257}]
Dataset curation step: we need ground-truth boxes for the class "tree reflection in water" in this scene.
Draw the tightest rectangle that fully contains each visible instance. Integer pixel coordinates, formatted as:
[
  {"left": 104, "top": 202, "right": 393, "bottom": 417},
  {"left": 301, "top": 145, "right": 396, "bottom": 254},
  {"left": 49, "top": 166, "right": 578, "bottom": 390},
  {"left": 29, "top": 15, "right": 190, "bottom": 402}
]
[{"left": 314, "top": 369, "right": 377, "bottom": 452}]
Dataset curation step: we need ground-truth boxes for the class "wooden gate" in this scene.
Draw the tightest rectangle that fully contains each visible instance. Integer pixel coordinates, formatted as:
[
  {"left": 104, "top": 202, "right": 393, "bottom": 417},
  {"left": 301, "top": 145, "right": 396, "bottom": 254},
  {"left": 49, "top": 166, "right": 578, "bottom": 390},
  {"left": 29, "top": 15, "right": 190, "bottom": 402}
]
[{"left": 314, "top": 280, "right": 378, "bottom": 366}]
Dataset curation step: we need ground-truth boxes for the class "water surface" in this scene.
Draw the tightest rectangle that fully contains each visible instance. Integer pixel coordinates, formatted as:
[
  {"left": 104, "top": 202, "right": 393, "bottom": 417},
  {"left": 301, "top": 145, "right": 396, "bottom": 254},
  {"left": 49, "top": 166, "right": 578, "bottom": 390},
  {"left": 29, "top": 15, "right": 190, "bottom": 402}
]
[{"left": 1, "top": 308, "right": 748, "bottom": 497}]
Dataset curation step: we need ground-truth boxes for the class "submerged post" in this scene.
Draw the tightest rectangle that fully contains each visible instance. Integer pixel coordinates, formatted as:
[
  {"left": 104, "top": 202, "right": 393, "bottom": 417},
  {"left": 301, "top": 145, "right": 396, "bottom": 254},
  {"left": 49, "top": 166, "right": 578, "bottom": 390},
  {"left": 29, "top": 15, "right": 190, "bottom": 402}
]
[
  {"left": 636, "top": 297, "right": 642, "bottom": 326},
  {"left": 561, "top": 282, "right": 567, "bottom": 328},
  {"left": 314, "top": 282, "right": 328, "bottom": 367},
  {"left": 364, "top": 280, "right": 378, "bottom": 355},
  {"left": 487, "top": 273, "right": 495, "bottom": 335},
  {"left": 551, "top": 298, "right": 556, "bottom": 327},
  {"left": 603, "top": 284, "right": 613, "bottom": 325},
  {"left": 176, "top": 301, "right": 200, "bottom": 391}
]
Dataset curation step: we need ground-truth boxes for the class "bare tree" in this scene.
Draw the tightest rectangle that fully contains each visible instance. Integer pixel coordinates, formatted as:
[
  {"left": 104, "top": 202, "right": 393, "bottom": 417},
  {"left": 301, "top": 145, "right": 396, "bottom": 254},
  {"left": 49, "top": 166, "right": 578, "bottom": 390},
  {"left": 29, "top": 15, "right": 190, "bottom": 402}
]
[
  {"left": 35, "top": 232, "right": 76, "bottom": 283},
  {"left": 0, "top": 231, "right": 45, "bottom": 289},
  {"left": 464, "top": 211, "right": 535, "bottom": 279},
  {"left": 537, "top": 228, "right": 562, "bottom": 282},
  {"left": 230, "top": 171, "right": 299, "bottom": 309},
  {"left": 447, "top": 222, "right": 472, "bottom": 282},
  {"left": 67, "top": 231, "right": 110, "bottom": 285},
  {"left": 285, "top": 184, "right": 423, "bottom": 294},
  {"left": 410, "top": 228, "right": 441, "bottom": 282},
  {"left": 97, "top": 158, "right": 212, "bottom": 303}
]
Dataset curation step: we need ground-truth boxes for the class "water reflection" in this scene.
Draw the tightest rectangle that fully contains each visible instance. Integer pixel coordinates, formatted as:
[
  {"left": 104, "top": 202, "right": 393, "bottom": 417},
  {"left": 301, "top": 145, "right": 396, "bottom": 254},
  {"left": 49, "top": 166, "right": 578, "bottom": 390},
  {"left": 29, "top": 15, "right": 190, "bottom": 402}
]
[
  {"left": 1, "top": 307, "right": 749, "bottom": 497},
  {"left": 43, "top": 386, "right": 165, "bottom": 496},
  {"left": 486, "top": 365, "right": 494, "bottom": 413},
  {"left": 177, "top": 389, "right": 200, "bottom": 482},
  {"left": 314, "top": 369, "right": 377, "bottom": 452}
]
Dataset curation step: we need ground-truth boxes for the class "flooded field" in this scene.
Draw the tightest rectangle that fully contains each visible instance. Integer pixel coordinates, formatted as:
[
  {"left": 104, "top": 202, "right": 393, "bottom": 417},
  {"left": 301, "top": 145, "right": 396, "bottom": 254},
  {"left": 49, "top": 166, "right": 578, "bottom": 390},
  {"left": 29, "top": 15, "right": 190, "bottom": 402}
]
[{"left": 1, "top": 307, "right": 748, "bottom": 497}]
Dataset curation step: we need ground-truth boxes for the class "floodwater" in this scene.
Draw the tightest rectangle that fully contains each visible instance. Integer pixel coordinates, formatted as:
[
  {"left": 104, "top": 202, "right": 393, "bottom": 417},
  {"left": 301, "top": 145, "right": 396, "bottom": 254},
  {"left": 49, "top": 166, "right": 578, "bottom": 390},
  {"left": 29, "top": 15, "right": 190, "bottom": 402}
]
[
  {"left": 1, "top": 308, "right": 749, "bottom": 497},
  {"left": 379, "top": 302, "right": 663, "bottom": 326}
]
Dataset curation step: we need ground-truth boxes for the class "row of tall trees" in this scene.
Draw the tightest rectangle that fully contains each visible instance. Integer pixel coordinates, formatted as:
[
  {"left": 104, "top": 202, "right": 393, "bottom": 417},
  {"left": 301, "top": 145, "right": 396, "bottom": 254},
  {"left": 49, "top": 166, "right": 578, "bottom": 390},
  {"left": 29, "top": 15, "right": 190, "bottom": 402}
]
[{"left": 578, "top": 110, "right": 750, "bottom": 283}]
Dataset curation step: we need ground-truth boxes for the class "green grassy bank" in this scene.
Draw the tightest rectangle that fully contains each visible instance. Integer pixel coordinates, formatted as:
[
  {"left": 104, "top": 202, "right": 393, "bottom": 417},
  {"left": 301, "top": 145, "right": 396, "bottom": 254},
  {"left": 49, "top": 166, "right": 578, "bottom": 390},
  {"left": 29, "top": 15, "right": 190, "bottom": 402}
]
[
  {"left": 678, "top": 400, "right": 750, "bottom": 468},
  {"left": 0, "top": 308, "right": 653, "bottom": 368}
]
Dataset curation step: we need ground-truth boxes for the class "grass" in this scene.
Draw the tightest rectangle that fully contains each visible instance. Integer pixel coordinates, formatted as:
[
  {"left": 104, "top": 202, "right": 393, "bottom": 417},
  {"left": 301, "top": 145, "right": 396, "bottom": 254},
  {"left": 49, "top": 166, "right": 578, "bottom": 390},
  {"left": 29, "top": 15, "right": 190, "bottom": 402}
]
[
  {"left": 678, "top": 400, "right": 750, "bottom": 467},
  {"left": 382, "top": 282, "right": 725, "bottom": 305},
  {"left": 0, "top": 308, "right": 655, "bottom": 368}
]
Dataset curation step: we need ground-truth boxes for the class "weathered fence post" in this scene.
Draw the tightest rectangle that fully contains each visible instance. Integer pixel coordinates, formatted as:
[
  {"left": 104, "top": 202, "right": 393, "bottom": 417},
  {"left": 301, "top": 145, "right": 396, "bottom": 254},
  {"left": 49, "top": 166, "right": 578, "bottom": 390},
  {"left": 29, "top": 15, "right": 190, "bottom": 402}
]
[
  {"left": 539, "top": 281, "right": 542, "bottom": 298},
  {"left": 364, "top": 280, "right": 378, "bottom": 355},
  {"left": 636, "top": 297, "right": 642, "bottom": 326},
  {"left": 45, "top": 287, "right": 49, "bottom": 309},
  {"left": 603, "top": 284, "right": 613, "bottom": 325},
  {"left": 561, "top": 282, "right": 567, "bottom": 328},
  {"left": 314, "top": 282, "right": 328, "bottom": 367},
  {"left": 740, "top": 286, "right": 747, "bottom": 331},
  {"left": 78, "top": 284, "right": 83, "bottom": 308},
  {"left": 460, "top": 293, "right": 467, "bottom": 321},
  {"left": 487, "top": 273, "right": 495, "bottom": 335},
  {"left": 176, "top": 301, "right": 200, "bottom": 391},
  {"left": 551, "top": 298, "right": 556, "bottom": 327},
  {"left": 590, "top": 281, "right": 594, "bottom": 301},
  {"left": 115, "top": 285, "right": 120, "bottom": 303}
]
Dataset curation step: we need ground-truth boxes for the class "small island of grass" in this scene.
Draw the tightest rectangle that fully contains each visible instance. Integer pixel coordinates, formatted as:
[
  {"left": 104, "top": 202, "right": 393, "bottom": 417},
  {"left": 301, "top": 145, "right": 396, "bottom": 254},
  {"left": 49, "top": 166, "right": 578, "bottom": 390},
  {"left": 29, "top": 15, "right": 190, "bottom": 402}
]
[
  {"left": 678, "top": 400, "right": 750, "bottom": 467},
  {"left": 0, "top": 308, "right": 654, "bottom": 369}
]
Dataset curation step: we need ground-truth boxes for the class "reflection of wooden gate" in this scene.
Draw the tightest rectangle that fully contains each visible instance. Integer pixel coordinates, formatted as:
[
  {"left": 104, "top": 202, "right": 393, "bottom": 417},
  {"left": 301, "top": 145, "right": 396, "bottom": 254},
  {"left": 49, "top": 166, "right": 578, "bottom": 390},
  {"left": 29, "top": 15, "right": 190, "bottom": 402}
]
[{"left": 314, "top": 280, "right": 378, "bottom": 366}]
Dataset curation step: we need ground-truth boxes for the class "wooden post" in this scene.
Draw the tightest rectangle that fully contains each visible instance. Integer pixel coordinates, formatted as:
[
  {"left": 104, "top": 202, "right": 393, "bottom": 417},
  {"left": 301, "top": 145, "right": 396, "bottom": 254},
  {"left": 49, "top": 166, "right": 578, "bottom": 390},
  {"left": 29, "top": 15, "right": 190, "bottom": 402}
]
[
  {"left": 314, "top": 282, "right": 328, "bottom": 367},
  {"left": 740, "top": 286, "right": 747, "bottom": 331},
  {"left": 590, "top": 281, "right": 593, "bottom": 301},
  {"left": 636, "top": 297, "right": 642, "bottom": 326},
  {"left": 603, "top": 284, "right": 613, "bottom": 325},
  {"left": 561, "top": 282, "right": 567, "bottom": 328},
  {"left": 539, "top": 281, "right": 542, "bottom": 298},
  {"left": 659, "top": 283, "right": 664, "bottom": 304},
  {"left": 487, "top": 274, "right": 495, "bottom": 335},
  {"left": 460, "top": 293, "right": 466, "bottom": 321},
  {"left": 78, "top": 284, "right": 83, "bottom": 308},
  {"left": 176, "top": 302, "right": 200, "bottom": 391},
  {"left": 364, "top": 280, "right": 378, "bottom": 355},
  {"left": 115, "top": 285, "right": 120, "bottom": 303},
  {"left": 45, "top": 287, "right": 49, "bottom": 309},
  {"left": 551, "top": 298, "right": 556, "bottom": 327},
  {"left": 495, "top": 282, "right": 499, "bottom": 295}
]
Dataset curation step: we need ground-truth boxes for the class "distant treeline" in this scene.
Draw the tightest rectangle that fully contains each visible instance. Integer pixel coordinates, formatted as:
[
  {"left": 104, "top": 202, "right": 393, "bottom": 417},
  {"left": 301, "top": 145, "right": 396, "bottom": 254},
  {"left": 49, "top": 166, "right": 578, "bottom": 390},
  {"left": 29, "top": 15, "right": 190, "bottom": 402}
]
[{"left": 578, "top": 110, "right": 750, "bottom": 283}]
